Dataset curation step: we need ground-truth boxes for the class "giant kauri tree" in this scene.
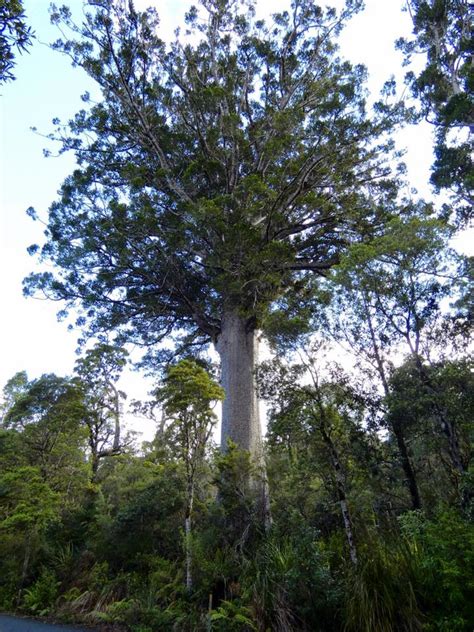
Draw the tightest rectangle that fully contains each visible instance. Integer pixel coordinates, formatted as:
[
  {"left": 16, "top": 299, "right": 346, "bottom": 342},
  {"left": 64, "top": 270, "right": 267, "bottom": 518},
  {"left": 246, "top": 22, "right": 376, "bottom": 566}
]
[{"left": 26, "top": 0, "right": 404, "bottom": 460}]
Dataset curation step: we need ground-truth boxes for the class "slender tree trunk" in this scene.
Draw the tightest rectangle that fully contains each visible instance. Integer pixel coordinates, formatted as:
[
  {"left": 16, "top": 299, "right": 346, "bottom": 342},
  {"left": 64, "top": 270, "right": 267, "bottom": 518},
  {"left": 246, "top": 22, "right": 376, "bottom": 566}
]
[
  {"left": 363, "top": 298, "right": 422, "bottom": 510},
  {"left": 108, "top": 381, "right": 121, "bottom": 452},
  {"left": 392, "top": 419, "right": 422, "bottom": 510},
  {"left": 17, "top": 530, "right": 33, "bottom": 605},
  {"left": 216, "top": 310, "right": 262, "bottom": 458},
  {"left": 90, "top": 447, "right": 99, "bottom": 484},
  {"left": 320, "top": 425, "right": 358, "bottom": 566},
  {"left": 185, "top": 480, "right": 194, "bottom": 592},
  {"left": 339, "top": 497, "right": 358, "bottom": 566},
  {"left": 21, "top": 534, "right": 31, "bottom": 587}
]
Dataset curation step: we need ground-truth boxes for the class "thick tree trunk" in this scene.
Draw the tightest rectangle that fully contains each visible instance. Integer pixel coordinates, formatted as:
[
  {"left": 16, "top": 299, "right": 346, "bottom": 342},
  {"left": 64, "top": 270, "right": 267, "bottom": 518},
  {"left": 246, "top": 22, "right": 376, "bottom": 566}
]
[
  {"left": 216, "top": 311, "right": 271, "bottom": 527},
  {"left": 216, "top": 311, "right": 262, "bottom": 458}
]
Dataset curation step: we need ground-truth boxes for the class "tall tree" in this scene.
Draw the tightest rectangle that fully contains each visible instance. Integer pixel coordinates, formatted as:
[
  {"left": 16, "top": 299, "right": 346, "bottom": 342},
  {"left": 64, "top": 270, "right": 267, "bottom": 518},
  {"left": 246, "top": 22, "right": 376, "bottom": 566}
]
[
  {"left": 0, "top": 371, "right": 29, "bottom": 421},
  {"left": 397, "top": 0, "right": 473, "bottom": 222},
  {"left": 73, "top": 343, "right": 129, "bottom": 481},
  {"left": 329, "top": 210, "right": 470, "bottom": 492},
  {"left": 325, "top": 280, "right": 424, "bottom": 511},
  {"left": 26, "top": 0, "right": 403, "bottom": 460},
  {"left": 387, "top": 356, "right": 473, "bottom": 503},
  {"left": 259, "top": 352, "right": 364, "bottom": 566},
  {"left": 156, "top": 359, "right": 224, "bottom": 591},
  {"left": 0, "top": 467, "right": 59, "bottom": 595},
  {"left": 321, "top": 209, "right": 445, "bottom": 510},
  {"left": 1, "top": 373, "right": 87, "bottom": 491}
]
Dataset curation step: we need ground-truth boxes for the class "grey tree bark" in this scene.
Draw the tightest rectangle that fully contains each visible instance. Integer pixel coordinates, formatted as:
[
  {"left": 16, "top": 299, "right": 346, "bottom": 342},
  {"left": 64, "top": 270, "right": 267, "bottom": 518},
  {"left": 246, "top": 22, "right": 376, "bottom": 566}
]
[
  {"left": 216, "top": 311, "right": 262, "bottom": 458},
  {"left": 108, "top": 380, "right": 121, "bottom": 452},
  {"left": 216, "top": 310, "right": 271, "bottom": 527}
]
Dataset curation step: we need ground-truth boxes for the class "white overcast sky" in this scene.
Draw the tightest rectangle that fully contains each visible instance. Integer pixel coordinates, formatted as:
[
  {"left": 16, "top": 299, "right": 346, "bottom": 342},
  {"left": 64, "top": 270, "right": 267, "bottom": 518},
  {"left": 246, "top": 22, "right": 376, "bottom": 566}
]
[{"left": 0, "top": 0, "right": 471, "bottom": 440}]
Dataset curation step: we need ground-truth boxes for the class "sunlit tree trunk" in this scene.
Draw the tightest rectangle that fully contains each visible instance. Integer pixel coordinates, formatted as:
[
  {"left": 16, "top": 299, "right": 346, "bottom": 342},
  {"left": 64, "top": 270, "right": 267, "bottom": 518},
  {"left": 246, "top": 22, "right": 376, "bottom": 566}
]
[{"left": 108, "top": 381, "right": 121, "bottom": 452}]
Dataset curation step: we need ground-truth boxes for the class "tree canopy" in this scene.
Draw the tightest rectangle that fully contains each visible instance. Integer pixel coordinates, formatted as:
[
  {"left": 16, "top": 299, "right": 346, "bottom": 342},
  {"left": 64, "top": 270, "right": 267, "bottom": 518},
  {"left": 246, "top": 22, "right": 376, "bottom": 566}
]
[
  {"left": 26, "top": 0, "right": 402, "bottom": 355},
  {"left": 397, "top": 0, "right": 473, "bottom": 222},
  {"left": 24, "top": 0, "right": 412, "bottom": 457}
]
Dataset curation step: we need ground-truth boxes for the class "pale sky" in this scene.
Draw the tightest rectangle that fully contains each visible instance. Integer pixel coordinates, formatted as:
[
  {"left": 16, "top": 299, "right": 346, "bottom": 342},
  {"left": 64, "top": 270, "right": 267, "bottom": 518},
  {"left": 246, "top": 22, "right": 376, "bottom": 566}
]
[{"left": 0, "top": 0, "right": 470, "bottom": 440}]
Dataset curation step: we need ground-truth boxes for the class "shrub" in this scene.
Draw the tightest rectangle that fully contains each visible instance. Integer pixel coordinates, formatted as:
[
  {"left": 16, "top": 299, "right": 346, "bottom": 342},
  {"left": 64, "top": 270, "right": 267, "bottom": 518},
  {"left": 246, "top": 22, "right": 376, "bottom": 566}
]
[
  {"left": 400, "top": 509, "right": 474, "bottom": 630},
  {"left": 344, "top": 540, "right": 422, "bottom": 632},
  {"left": 210, "top": 600, "right": 258, "bottom": 631},
  {"left": 22, "top": 568, "right": 60, "bottom": 615}
]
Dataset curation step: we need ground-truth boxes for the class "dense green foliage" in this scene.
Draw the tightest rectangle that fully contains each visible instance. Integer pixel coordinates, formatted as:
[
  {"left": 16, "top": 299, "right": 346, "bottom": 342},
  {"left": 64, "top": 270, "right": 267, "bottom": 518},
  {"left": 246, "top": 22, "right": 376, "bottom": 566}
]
[
  {"left": 25, "top": 0, "right": 404, "bottom": 362},
  {"left": 1, "top": 309, "right": 472, "bottom": 630},
  {"left": 3, "top": 213, "right": 474, "bottom": 630}
]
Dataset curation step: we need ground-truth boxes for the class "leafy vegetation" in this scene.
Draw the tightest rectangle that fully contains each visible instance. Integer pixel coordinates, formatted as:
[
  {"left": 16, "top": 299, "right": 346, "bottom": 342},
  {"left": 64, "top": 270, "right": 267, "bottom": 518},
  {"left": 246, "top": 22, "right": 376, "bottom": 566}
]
[{"left": 1, "top": 307, "right": 471, "bottom": 629}]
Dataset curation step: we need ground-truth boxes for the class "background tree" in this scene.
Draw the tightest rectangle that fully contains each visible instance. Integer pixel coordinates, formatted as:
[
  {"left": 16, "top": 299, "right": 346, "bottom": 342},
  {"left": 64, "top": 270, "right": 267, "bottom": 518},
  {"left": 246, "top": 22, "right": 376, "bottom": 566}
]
[
  {"left": 1, "top": 372, "right": 88, "bottom": 494},
  {"left": 320, "top": 209, "right": 447, "bottom": 509},
  {"left": 0, "top": 0, "right": 33, "bottom": 82},
  {"left": 328, "top": 209, "right": 470, "bottom": 495},
  {"left": 156, "top": 359, "right": 224, "bottom": 591},
  {"left": 73, "top": 343, "right": 129, "bottom": 481},
  {"left": 26, "top": 0, "right": 404, "bottom": 461},
  {"left": 387, "top": 356, "right": 473, "bottom": 506},
  {"left": 259, "top": 348, "right": 375, "bottom": 567},
  {"left": 0, "top": 373, "right": 87, "bottom": 609},
  {"left": 0, "top": 467, "right": 59, "bottom": 600},
  {"left": 397, "top": 0, "right": 473, "bottom": 222}
]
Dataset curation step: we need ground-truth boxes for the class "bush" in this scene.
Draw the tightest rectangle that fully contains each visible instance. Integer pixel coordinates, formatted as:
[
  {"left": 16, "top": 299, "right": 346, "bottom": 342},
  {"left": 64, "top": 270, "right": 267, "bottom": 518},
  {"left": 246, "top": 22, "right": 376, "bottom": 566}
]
[
  {"left": 22, "top": 568, "right": 60, "bottom": 615},
  {"left": 210, "top": 600, "right": 257, "bottom": 631},
  {"left": 344, "top": 540, "right": 422, "bottom": 632},
  {"left": 0, "top": 585, "right": 15, "bottom": 611},
  {"left": 400, "top": 509, "right": 474, "bottom": 630}
]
